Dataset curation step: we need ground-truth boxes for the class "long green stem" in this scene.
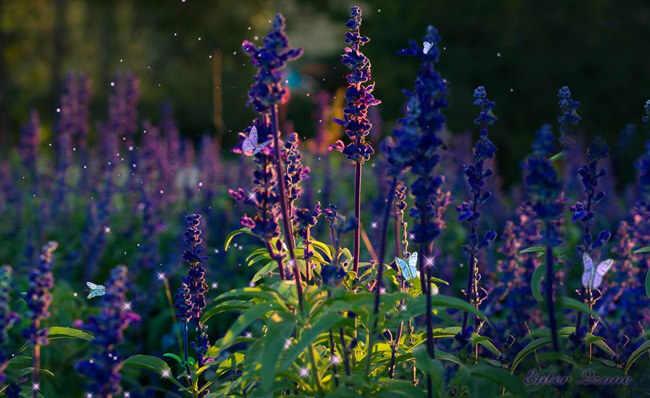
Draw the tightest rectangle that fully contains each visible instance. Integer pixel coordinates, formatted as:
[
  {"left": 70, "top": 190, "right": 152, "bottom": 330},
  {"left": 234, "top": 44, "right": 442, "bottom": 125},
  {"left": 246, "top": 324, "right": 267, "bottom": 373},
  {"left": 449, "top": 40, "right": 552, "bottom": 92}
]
[
  {"left": 545, "top": 224, "right": 560, "bottom": 353},
  {"left": 365, "top": 179, "right": 397, "bottom": 377},
  {"left": 269, "top": 106, "right": 303, "bottom": 310}
]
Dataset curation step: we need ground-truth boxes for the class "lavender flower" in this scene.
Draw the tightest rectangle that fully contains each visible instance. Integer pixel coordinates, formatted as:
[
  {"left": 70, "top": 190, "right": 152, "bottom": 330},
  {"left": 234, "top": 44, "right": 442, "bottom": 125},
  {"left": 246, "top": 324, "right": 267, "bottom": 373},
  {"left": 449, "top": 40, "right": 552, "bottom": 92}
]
[
  {"left": 76, "top": 265, "right": 140, "bottom": 397},
  {"left": 175, "top": 214, "right": 208, "bottom": 323},
  {"left": 230, "top": 121, "right": 286, "bottom": 278},
  {"left": 284, "top": 132, "right": 310, "bottom": 215},
  {"left": 174, "top": 214, "right": 210, "bottom": 387},
  {"left": 241, "top": 14, "right": 302, "bottom": 114},
  {"left": 0, "top": 265, "right": 18, "bottom": 384},
  {"left": 388, "top": 25, "right": 449, "bottom": 384},
  {"left": 570, "top": 137, "right": 611, "bottom": 254},
  {"left": 241, "top": 14, "right": 304, "bottom": 304},
  {"left": 24, "top": 241, "right": 58, "bottom": 347},
  {"left": 557, "top": 86, "right": 581, "bottom": 143},
  {"left": 24, "top": 241, "right": 57, "bottom": 398},
  {"left": 333, "top": 6, "right": 381, "bottom": 164},
  {"left": 331, "top": 6, "right": 381, "bottom": 276},
  {"left": 458, "top": 86, "right": 498, "bottom": 346},
  {"left": 524, "top": 125, "right": 564, "bottom": 352},
  {"left": 293, "top": 204, "right": 321, "bottom": 283},
  {"left": 19, "top": 110, "right": 40, "bottom": 179}
]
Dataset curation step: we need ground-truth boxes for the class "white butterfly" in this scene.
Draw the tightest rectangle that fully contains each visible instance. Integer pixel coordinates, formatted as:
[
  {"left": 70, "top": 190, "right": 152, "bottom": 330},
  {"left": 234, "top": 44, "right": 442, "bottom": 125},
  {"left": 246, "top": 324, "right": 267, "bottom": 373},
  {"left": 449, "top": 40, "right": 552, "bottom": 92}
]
[
  {"left": 86, "top": 281, "right": 106, "bottom": 299},
  {"left": 241, "top": 126, "right": 272, "bottom": 156},
  {"left": 581, "top": 253, "right": 614, "bottom": 289},
  {"left": 395, "top": 252, "right": 419, "bottom": 281},
  {"left": 423, "top": 42, "right": 433, "bottom": 55}
]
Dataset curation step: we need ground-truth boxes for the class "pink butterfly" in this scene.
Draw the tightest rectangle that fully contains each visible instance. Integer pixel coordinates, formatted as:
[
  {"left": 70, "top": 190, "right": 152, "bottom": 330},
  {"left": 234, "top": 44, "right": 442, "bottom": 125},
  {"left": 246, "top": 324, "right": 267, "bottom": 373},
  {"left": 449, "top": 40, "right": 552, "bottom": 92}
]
[
  {"left": 581, "top": 253, "right": 614, "bottom": 289},
  {"left": 241, "top": 126, "right": 272, "bottom": 156}
]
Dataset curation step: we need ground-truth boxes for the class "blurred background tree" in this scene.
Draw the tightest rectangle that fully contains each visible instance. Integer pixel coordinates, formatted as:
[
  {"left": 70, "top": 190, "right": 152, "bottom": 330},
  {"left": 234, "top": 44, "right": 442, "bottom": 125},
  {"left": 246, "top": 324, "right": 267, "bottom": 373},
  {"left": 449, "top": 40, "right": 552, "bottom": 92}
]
[{"left": 1, "top": 0, "right": 649, "bottom": 186}]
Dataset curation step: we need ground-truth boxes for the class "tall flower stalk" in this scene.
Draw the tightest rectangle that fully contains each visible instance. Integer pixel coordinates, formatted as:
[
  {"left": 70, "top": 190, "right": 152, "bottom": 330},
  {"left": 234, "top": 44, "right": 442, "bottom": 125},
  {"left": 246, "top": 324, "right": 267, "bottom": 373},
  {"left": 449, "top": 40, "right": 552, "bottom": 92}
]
[
  {"left": 241, "top": 14, "right": 304, "bottom": 309},
  {"left": 458, "top": 87, "right": 498, "bottom": 356},
  {"left": 333, "top": 6, "right": 380, "bottom": 276},
  {"left": 524, "top": 125, "right": 564, "bottom": 352},
  {"left": 24, "top": 241, "right": 57, "bottom": 398},
  {"left": 570, "top": 136, "right": 611, "bottom": 347},
  {"left": 0, "top": 265, "right": 18, "bottom": 384},
  {"left": 174, "top": 214, "right": 210, "bottom": 392},
  {"left": 387, "top": 25, "right": 449, "bottom": 396},
  {"left": 76, "top": 265, "right": 140, "bottom": 398}
]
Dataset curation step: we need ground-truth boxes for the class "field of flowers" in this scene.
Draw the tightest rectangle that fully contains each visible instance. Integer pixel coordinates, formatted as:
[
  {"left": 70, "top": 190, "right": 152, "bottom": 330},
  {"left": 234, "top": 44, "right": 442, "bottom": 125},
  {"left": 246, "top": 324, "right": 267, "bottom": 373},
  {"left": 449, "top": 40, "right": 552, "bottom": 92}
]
[{"left": 1, "top": 5, "right": 649, "bottom": 398}]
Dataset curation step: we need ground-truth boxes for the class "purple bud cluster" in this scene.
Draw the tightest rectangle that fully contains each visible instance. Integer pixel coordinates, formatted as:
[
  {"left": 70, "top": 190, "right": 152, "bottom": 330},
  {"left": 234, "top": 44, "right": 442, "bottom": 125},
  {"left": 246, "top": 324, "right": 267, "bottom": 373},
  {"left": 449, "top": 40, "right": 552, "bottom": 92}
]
[
  {"left": 76, "top": 265, "right": 140, "bottom": 397},
  {"left": 0, "top": 265, "right": 18, "bottom": 383},
  {"left": 19, "top": 110, "right": 41, "bottom": 176},
  {"left": 242, "top": 14, "right": 302, "bottom": 114},
  {"left": 284, "top": 132, "right": 310, "bottom": 210},
  {"left": 557, "top": 85, "right": 581, "bottom": 140},
  {"left": 24, "top": 241, "right": 58, "bottom": 346},
  {"left": 570, "top": 136, "right": 611, "bottom": 253},
  {"left": 230, "top": 122, "right": 282, "bottom": 242},
  {"left": 174, "top": 214, "right": 209, "bottom": 324},
  {"left": 333, "top": 6, "right": 381, "bottom": 163}
]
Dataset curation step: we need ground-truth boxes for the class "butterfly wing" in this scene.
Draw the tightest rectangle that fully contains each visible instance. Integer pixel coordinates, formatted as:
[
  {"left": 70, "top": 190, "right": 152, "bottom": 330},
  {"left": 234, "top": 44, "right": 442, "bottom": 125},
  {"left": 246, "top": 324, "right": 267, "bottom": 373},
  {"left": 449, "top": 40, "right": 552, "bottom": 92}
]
[
  {"left": 241, "top": 126, "right": 259, "bottom": 155},
  {"left": 86, "top": 281, "right": 98, "bottom": 290},
  {"left": 423, "top": 42, "right": 432, "bottom": 54},
  {"left": 253, "top": 139, "right": 273, "bottom": 155},
  {"left": 395, "top": 257, "right": 411, "bottom": 280},
  {"left": 87, "top": 290, "right": 100, "bottom": 299},
  {"left": 407, "top": 252, "right": 418, "bottom": 279},
  {"left": 248, "top": 126, "right": 258, "bottom": 145},
  {"left": 581, "top": 253, "right": 594, "bottom": 288},
  {"left": 592, "top": 259, "right": 614, "bottom": 289}
]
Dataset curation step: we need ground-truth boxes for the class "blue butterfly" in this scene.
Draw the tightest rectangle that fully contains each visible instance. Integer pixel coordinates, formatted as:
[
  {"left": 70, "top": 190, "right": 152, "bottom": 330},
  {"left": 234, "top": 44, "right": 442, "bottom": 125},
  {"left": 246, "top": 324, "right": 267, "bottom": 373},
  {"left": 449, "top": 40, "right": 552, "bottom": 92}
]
[
  {"left": 395, "top": 252, "right": 418, "bottom": 280},
  {"left": 86, "top": 281, "right": 106, "bottom": 299}
]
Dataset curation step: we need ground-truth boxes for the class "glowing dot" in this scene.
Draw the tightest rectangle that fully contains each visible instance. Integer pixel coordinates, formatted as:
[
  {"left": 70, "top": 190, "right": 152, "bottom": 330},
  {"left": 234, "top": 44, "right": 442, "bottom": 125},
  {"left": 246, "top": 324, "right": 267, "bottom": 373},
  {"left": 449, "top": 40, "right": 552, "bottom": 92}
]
[
  {"left": 104, "top": 226, "right": 111, "bottom": 234},
  {"left": 400, "top": 304, "right": 407, "bottom": 311},
  {"left": 33, "top": 383, "right": 40, "bottom": 391},
  {"left": 299, "top": 367, "right": 310, "bottom": 377},
  {"left": 331, "top": 355, "right": 341, "bottom": 365},
  {"left": 161, "top": 369, "right": 171, "bottom": 378},
  {"left": 110, "top": 81, "right": 115, "bottom": 87},
  {"left": 244, "top": 332, "right": 252, "bottom": 338},
  {"left": 371, "top": 222, "right": 378, "bottom": 229},
  {"left": 56, "top": 108, "right": 61, "bottom": 113},
  {"left": 211, "top": 282, "right": 218, "bottom": 289},
  {"left": 157, "top": 272, "right": 166, "bottom": 280},
  {"left": 122, "top": 301, "right": 132, "bottom": 311},
  {"left": 496, "top": 52, "right": 501, "bottom": 57},
  {"left": 284, "top": 338, "right": 292, "bottom": 349},
  {"left": 74, "top": 292, "right": 78, "bottom": 297}
]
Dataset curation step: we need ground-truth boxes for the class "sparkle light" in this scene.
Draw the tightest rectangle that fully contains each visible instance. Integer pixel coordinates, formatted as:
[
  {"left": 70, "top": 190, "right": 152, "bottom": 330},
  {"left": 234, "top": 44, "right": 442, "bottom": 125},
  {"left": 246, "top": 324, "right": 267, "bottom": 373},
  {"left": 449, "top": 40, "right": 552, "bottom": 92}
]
[
  {"left": 156, "top": 272, "right": 166, "bottom": 280},
  {"left": 299, "top": 367, "right": 310, "bottom": 377}
]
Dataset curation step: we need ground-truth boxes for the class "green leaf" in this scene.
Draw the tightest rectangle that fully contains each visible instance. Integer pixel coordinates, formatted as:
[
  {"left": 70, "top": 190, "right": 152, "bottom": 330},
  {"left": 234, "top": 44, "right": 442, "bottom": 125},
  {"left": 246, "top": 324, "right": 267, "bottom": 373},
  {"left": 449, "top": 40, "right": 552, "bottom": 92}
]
[
  {"left": 472, "top": 335, "right": 501, "bottom": 357},
  {"left": 519, "top": 246, "right": 545, "bottom": 254},
  {"left": 47, "top": 326, "right": 93, "bottom": 341},
  {"left": 280, "top": 313, "right": 350, "bottom": 371},
  {"left": 633, "top": 246, "right": 650, "bottom": 254},
  {"left": 550, "top": 151, "right": 566, "bottom": 161},
  {"left": 430, "top": 295, "right": 491, "bottom": 326},
  {"left": 251, "top": 261, "right": 278, "bottom": 283},
  {"left": 511, "top": 338, "right": 550, "bottom": 373},
  {"left": 260, "top": 320, "right": 295, "bottom": 392},
  {"left": 413, "top": 345, "right": 445, "bottom": 398},
  {"left": 218, "top": 303, "right": 274, "bottom": 352},
  {"left": 646, "top": 270, "right": 650, "bottom": 299},
  {"left": 556, "top": 297, "right": 604, "bottom": 324},
  {"left": 163, "top": 353, "right": 183, "bottom": 365},
  {"left": 530, "top": 263, "right": 563, "bottom": 301},
  {"left": 224, "top": 228, "right": 256, "bottom": 250},
  {"left": 201, "top": 300, "right": 250, "bottom": 324},
  {"left": 122, "top": 355, "right": 185, "bottom": 389},
  {"left": 625, "top": 340, "right": 650, "bottom": 374},
  {"left": 471, "top": 365, "right": 527, "bottom": 397}
]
